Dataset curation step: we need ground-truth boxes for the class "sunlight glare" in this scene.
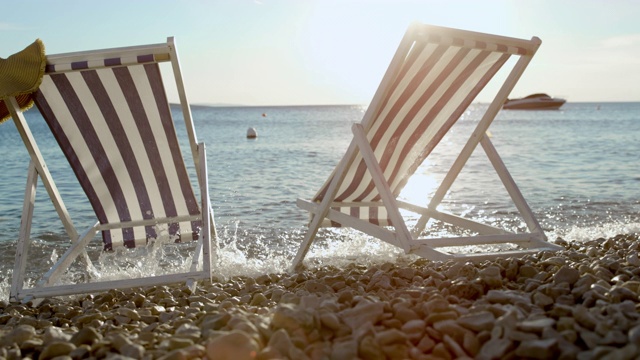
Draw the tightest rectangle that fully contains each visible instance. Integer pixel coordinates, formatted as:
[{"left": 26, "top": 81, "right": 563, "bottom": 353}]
[{"left": 398, "top": 162, "right": 439, "bottom": 207}]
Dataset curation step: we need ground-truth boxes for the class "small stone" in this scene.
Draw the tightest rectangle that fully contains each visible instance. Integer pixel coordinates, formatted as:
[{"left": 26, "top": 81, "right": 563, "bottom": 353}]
[
  {"left": 433, "top": 320, "right": 470, "bottom": 345},
  {"left": 157, "top": 344, "right": 206, "bottom": 360},
  {"left": 417, "top": 334, "right": 436, "bottom": 353},
  {"left": 600, "top": 344, "right": 640, "bottom": 360},
  {"left": 175, "top": 322, "right": 201, "bottom": 340},
  {"left": 149, "top": 305, "right": 166, "bottom": 315},
  {"left": 117, "top": 307, "right": 141, "bottom": 321},
  {"left": 304, "top": 280, "right": 333, "bottom": 293},
  {"left": 553, "top": 266, "right": 580, "bottom": 286},
  {"left": 375, "top": 328, "right": 407, "bottom": 345},
  {"left": 573, "top": 305, "right": 597, "bottom": 331},
  {"left": 74, "top": 313, "right": 104, "bottom": 325},
  {"left": 431, "top": 342, "right": 452, "bottom": 359},
  {"left": 557, "top": 317, "right": 576, "bottom": 332},
  {"left": 132, "top": 293, "right": 147, "bottom": 307},
  {"left": 39, "top": 341, "right": 76, "bottom": 360},
  {"left": 108, "top": 332, "right": 133, "bottom": 351},
  {"left": 257, "top": 346, "right": 282, "bottom": 360},
  {"left": 628, "top": 324, "right": 640, "bottom": 343},
  {"left": 157, "top": 312, "right": 175, "bottom": 324},
  {"left": 541, "top": 256, "right": 566, "bottom": 267},
  {"left": 449, "top": 280, "right": 484, "bottom": 300},
  {"left": 332, "top": 339, "right": 359, "bottom": 359},
  {"left": 266, "top": 329, "right": 294, "bottom": 358},
  {"left": 165, "top": 337, "right": 194, "bottom": 351},
  {"left": 604, "top": 329, "right": 627, "bottom": 346},
  {"left": 70, "top": 327, "right": 103, "bottom": 346},
  {"left": 425, "top": 310, "right": 458, "bottom": 325},
  {"left": 495, "top": 309, "right": 519, "bottom": 330},
  {"left": 620, "top": 281, "right": 640, "bottom": 293},
  {"left": 0, "top": 313, "right": 12, "bottom": 325},
  {"left": 608, "top": 286, "right": 637, "bottom": 303},
  {"left": 393, "top": 306, "right": 419, "bottom": 323},
  {"left": 457, "top": 311, "right": 495, "bottom": 332},
  {"left": 395, "top": 267, "right": 416, "bottom": 280},
  {"left": 401, "top": 319, "right": 426, "bottom": 341},
  {"left": 478, "top": 338, "right": 515, "bottom": 359},
  {"left": 367, "top": 272, "right": 393, "bottom": 291},
  {"left": 515, "top": 338, "right": 558, "bottom": 359},
  {"left": 42, "top": 326, "right": 72, "bottom": 344},
  {"left": 443, "top": 334, "right": 467, "bottom": 358},
  {"left": 479, "top": 266, "right": 503, "bottom": 288},
  {"left": 319, "top": 311, "right": 341, "bottom": 331},
  {"left": 340, "top": 301, "right": 385, "bottom": 330},
  {"left": 206, "top": 330, "right": 259, "bottom": 360},
  {"left": 17, "top": 316, "right": 39, "bottom": 328},
  {"left": 579, "top": 329, "right": 600, "bottom": 349},
  {"left": 626, "top": 252, "right": 640, "bottom": 266},
  {"left": 201, "top": 313, "right": 231, "bottom": 332},
  {"left": 121, "top": 343, "right": 145, "bottom": 359},
  {"left": 485, "top": 290, "right": 512, "bottom": 304},
  {"left": 69, "top": 345, "right": 91, "bottom": 359},
  {"left": 533, "top": 291, "right": 554, "bottom": 307},
  {"left": 519, "top": 265, "right": 538, "bottom": 278},
  {"left": 306, "top": 342, "right": 332, "bottom": 360},
  {"left": 114, "top": 315, "right": 131, "bottom": 324},
  {"left": 250, "top": 293, "right": 268, "bottom": 306},
  {"left": 560, "top": 329, "right": 579, "bottom": 344},
  {"left": 359, "top": 336, "right": 385, "bottom": 360},
  {"left": 422, "top": 296, "right": 450, "bottom": 314},
  {"left": 0, "top": 324, "right": 36, "bottom": 346},
  {"left": 140, "top": 315, "right": 159, "bottom": 324},
  {"left": 507, "top": 330, "right": 539, "bottom": 342},
  {"left": 382, "top": 343, "right": 409, "bottom": 359},
  {"left": 611, "top": 274, "right": 630, "bottom": 284},
  {"left": 290, "top": 296, "right": 312, "bottom": 310},
  {"left": 463, "top": 331, "right": 481, "bottom": 357},
  {"left": 518, "top": 317, "right": 555, "bottom": 334},
  {"left": 271, "top": 303, "right": 314, "bottom": 332}
]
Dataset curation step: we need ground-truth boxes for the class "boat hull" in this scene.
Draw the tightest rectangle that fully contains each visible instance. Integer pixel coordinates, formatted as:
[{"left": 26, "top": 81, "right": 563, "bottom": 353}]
[
  {"left": 502, "top": 93, "right": 566, "bottom": 110},
  {"left": 503, "top": 100, "right": 565, "bottom": 110}
]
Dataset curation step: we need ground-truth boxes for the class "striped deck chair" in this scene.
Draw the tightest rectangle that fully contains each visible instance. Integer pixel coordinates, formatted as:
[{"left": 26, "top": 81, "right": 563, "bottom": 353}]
[
  {"left": 5, "top": 38, "right": 217, "bottom": 302},
  {"left": 293, "top": 23, "right": 562, "bottom": 269}
]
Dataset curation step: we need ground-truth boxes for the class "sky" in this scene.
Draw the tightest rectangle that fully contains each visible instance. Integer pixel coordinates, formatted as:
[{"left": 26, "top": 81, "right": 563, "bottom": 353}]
[{"left": 2, "top": 0, "right": 639, "bottom": 106}]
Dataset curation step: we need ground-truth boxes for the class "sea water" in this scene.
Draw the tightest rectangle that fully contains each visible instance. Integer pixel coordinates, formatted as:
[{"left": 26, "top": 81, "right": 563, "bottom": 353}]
[{"left": 0, "top": 102, "right": 639, "bottom": 299}]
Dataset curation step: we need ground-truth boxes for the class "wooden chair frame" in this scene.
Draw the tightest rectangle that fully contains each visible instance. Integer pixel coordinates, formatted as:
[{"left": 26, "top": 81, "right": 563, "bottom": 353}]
[
  {"left": 293, "top": 23, "right": 562, "bottom": 269},
  {"left": 6, "top": 38, "right": 217, "bottom": 302}
]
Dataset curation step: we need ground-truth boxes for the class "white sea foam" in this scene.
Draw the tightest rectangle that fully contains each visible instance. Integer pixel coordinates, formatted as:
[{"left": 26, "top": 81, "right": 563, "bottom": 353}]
[{"left": 550, "top": 221, "right": 640, "bottom": 243}]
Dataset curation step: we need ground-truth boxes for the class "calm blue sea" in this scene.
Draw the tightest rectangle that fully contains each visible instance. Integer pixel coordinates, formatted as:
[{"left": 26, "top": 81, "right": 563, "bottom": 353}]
[{"left": 1, "top": 102, "right": 639, "bottom": 299}]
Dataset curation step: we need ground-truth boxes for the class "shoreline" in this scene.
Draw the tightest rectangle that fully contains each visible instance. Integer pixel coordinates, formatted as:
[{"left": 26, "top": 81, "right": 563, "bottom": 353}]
[{"left": 2, "top": 234, "right": 640, "bottom": 359}]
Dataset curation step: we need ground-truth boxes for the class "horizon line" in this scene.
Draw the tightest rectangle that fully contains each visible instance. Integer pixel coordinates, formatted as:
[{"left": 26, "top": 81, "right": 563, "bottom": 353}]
[{"left": 178, "top": 100, "right": 640, "bottom": 108}]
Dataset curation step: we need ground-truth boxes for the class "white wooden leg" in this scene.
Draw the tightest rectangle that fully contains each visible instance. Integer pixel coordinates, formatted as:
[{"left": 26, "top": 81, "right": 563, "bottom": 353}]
[
  {"left": 351, "top": 124, "right": 414, "bottom": 253},
  {"left": 10, "top": 161, "right": 38, "bottom": 302},
  {"left": 37, "top": 225, "right": 98, "bottom": 288},
  {"left": 291, "top": 141, "right": 359, "bottom": 270}
]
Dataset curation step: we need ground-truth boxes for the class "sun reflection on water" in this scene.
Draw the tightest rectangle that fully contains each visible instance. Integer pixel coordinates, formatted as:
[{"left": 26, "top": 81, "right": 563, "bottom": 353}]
[{"left": 398, "top": 160, "right": 440, "bottom": 207}]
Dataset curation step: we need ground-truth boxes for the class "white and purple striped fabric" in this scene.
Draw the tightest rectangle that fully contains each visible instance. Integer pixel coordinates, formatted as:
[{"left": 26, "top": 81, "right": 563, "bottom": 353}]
[
  {"left": 34, "top": 57, "right": 201, "bottom": 250},
  {"left": 315, "top": 29, "right": 523, "bottom": 227}
]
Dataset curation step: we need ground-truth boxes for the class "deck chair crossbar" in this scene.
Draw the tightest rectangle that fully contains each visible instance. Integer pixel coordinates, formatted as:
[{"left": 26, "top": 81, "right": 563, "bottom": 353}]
[
  {"left": 293, "top": 23, "right": 562, "bottom": 268},
  {"left": 6, "top": 37, "right": 218, "bottom": 302}
]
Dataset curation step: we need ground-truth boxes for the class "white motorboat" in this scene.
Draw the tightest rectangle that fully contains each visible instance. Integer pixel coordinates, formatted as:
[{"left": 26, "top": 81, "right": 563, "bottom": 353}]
[{"left": 503, "top": 93, "right": 566, "bottom": 110}]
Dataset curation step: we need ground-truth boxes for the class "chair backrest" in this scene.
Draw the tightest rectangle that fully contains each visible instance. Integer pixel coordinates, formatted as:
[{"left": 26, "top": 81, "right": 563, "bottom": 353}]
[
  {"left": 315, "top": 23, "right": 538, "bottom": 225},
  {"left": 32, "top": 40, "right": 202, "bottom": 249}
]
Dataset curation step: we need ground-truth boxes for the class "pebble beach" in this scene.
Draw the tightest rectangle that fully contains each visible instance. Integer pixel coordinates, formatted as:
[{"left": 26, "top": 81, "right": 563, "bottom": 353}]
[{"left": 2, "top": 234, "right": 640, "bottom": 360}]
